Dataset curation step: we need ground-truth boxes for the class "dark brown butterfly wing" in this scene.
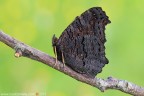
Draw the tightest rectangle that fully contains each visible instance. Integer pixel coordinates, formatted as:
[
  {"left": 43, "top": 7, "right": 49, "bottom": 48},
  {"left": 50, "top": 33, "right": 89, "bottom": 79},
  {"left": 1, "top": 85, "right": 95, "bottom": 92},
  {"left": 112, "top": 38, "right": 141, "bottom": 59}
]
[{"left": 52, "top": 7, "right": 111, "bottom": 78}]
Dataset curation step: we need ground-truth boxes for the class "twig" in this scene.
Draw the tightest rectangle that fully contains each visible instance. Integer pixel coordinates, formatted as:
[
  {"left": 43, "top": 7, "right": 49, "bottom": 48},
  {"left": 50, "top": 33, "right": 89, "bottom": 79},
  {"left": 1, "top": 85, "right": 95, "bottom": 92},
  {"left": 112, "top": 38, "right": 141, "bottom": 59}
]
[{"left": 0, "top": 31, "right": 144, "bottom": 96}]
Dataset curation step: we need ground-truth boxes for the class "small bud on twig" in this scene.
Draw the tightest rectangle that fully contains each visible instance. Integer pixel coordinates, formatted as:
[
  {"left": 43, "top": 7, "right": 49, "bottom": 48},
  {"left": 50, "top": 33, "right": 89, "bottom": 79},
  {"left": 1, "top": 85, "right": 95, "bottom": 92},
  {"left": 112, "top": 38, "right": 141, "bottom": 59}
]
[{"left": 14, "top": 49, "right": 22, "bottom": 58}]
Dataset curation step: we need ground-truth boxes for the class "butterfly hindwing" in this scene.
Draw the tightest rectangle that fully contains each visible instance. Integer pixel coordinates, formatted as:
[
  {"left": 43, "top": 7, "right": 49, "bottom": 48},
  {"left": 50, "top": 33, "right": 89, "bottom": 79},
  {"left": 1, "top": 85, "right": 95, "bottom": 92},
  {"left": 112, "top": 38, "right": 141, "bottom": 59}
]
[{"left": 52, "top": 7, "right": 111, "bottom": 78}]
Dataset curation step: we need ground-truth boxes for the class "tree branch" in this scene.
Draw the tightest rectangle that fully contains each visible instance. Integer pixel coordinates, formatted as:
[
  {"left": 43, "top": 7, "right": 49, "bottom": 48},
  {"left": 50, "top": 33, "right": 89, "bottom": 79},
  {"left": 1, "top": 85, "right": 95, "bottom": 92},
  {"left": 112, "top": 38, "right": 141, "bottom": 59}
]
[{"left": 0, "top": 31, "right": 144, "bottom": 96}]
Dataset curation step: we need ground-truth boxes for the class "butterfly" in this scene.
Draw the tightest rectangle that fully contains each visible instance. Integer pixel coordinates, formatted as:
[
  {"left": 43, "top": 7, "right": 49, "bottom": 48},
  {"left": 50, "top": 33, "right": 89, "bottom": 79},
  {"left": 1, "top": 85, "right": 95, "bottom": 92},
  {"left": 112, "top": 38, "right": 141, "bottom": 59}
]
[{"left": 52, "top": 7, "right": 111, "bottom": 78}]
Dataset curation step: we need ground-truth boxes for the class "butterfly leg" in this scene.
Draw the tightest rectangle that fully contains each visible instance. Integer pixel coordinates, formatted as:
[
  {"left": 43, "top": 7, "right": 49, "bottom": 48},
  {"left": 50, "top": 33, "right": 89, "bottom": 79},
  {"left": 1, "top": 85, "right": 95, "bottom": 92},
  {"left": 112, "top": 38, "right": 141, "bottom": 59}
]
[
  {"left": 52, "top": 34, "right": 58, "bottom": 67},
  {"left": 61, "top": 51, "right": 65, "bottom": 67},
  {"left": 53, "top": 46, "right": 58, "bottom": 66}
]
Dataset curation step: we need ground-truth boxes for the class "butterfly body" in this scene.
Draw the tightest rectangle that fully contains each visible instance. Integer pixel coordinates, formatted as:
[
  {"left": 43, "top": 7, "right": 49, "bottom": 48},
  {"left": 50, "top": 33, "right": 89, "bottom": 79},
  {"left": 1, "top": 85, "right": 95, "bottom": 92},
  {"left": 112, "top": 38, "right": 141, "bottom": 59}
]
[{"left": 52, "top": 7, "right": 110, "bottom": 78}]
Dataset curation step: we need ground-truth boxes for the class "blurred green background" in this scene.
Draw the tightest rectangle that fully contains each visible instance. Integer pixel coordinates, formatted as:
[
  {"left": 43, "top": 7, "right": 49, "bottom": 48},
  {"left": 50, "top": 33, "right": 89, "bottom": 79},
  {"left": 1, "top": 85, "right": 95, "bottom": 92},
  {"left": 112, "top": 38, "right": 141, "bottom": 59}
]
[{"left": 0, "top": 0, "right": 144, "bottom": 96}]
